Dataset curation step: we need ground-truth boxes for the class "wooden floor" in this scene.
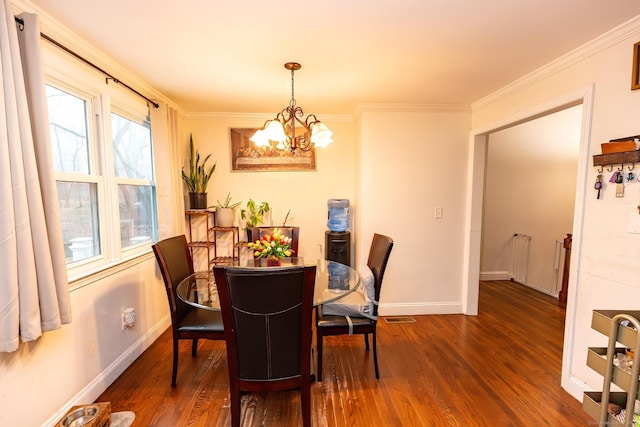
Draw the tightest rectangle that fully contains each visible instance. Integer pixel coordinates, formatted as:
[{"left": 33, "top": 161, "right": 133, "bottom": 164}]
[{"left": 97, "top": 281, "right": 594, "bottom": 426}]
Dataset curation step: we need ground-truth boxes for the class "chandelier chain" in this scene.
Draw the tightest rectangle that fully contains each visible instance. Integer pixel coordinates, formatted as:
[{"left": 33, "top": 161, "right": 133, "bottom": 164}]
[{"left": 290, "top": 67, "right": 296, "bottom": 107}]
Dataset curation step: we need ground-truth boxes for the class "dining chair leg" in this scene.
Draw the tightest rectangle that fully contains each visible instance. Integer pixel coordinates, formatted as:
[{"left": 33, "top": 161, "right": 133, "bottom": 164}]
[
  {"left": 230, "top": 383, "right": 241, "bottom": 427},
  {"left": 317, "top": 334, "right": 324, "bottom": 381},
  {"left": 191, "top": 338, "right": 198, "bottom": 356},
  {"left": 372, "top": 328, "right": 379, "bottom": 379},
  {"left": 171, "top": 337, "right": 179, "bottom": 387},
  {"left": 301, "top": 378, "right": 311, "bottom": 427},
  {"left": 364, "top": 333, "right": 370, "bottom": 351}
]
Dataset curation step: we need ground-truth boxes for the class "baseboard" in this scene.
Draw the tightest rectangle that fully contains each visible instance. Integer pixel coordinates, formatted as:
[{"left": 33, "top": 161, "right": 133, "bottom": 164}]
[
  {"left": 43, "top": 315, "right": 171, "bottom": 427},
  {"left": 379, "top": 301, "right": 463, "bottom": 316},
  {"left": 479, "top": 271, "right": 511, "bottom": 281},
  {"left": 563, "top": 373, "right": 590, "bottom": 402}
]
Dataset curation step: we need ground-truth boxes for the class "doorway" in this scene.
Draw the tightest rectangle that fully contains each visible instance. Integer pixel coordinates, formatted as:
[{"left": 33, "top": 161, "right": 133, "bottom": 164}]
[
  {"left": 480, "top": 105, "right": 582, "bottom": 297},
  {"left": 461, "top": 85, "right": 594, "bottom": 391}
]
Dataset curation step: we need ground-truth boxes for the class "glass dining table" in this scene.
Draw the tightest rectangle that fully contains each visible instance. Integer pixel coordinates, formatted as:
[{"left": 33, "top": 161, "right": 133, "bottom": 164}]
[{"left": 176, "top": 257, "right": 361, "bottom": 310}]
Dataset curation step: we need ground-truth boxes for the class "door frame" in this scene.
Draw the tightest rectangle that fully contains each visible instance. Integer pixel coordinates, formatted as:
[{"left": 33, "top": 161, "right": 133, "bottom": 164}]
[{"left": 461, "top": 84, "right": 594, "bottom": 392}]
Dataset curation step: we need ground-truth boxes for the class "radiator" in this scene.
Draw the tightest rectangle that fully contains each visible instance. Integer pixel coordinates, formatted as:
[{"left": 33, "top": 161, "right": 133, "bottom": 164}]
[{"left": 508, "top": 233, "right": 532, "bottom": 285}]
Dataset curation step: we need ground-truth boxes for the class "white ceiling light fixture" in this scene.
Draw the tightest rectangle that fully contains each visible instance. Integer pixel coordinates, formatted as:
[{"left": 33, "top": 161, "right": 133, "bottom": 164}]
[{"left": 251, "top": 62, "right": 333, "bottom": 152}]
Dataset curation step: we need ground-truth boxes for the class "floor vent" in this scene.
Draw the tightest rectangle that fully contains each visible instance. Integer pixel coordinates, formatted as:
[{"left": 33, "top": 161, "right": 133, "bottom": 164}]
[{"left": 384, "top": 316, "right": 416, "bottom": 324}]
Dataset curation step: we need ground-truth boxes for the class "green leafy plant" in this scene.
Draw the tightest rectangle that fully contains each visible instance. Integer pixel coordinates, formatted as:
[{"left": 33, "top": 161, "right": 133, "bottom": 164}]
[
  {"left": 213, "top": 192, "right": 242, "bottom": 209},
  {"left": 181, "top": 134, "right": 216, "bottom": 193},
  {"left": 241, "top": 199, "right": 271, "bottom": 233}
]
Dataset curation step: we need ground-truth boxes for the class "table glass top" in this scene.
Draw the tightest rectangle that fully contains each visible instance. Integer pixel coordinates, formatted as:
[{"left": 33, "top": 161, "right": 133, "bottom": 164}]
[{"left": 176, "top": 258, "right": 360, "bottom": 310}]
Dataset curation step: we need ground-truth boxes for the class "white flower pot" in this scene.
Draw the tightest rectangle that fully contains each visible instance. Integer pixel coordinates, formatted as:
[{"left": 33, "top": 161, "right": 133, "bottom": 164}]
[{"left": 216, "top": 208, "right": 235, "bottom": 227}]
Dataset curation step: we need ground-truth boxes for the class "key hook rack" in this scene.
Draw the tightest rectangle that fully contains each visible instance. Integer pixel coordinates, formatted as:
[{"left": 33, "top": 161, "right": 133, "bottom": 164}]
[{"left": 593, "top": 151, "right": 640, "bottom": 173}]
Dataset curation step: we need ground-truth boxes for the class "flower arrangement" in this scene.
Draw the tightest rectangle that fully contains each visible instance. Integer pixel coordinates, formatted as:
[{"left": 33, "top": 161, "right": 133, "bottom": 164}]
[{"left": 248, "top": 229, "right": 294, "bottom": 259}]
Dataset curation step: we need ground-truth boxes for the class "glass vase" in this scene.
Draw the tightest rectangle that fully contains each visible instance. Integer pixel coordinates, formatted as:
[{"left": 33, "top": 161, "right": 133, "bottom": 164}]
[{"left": 266, "top": 256, "right": 281, "bottom": 267}]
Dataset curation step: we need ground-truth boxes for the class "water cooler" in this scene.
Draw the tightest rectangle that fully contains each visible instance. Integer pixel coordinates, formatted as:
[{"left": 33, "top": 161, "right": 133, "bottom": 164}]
[{"left": 325, "top": 199, "right": 351, "bottom": 266}]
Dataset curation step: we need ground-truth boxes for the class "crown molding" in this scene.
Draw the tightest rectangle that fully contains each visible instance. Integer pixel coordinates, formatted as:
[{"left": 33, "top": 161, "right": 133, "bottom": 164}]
[
  {"left": 355, "top": 103, "right": 470, "bottom": 115},
  {"left": 184, "top": 111, "right": 354, "bottom": 122},
  {"left": 472, "top": 14, "right": 640, "bottom": 111}
]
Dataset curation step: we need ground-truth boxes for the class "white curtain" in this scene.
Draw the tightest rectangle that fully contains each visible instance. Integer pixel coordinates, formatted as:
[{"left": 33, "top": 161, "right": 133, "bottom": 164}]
[
  {"left": 0, "top": 5, "right": 71, "bottom": 353},
  {"left": 151, "top": 103, "right": 185, "bottom": 239}
]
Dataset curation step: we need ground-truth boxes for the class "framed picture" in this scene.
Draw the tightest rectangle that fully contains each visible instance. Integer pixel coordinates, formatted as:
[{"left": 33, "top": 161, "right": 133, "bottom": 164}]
[
  {"left": 230, "top": 128, "right": 316, "bottom": 171},
  {"left": 632, "top": 41, "right": 640, "bottom": 90}
]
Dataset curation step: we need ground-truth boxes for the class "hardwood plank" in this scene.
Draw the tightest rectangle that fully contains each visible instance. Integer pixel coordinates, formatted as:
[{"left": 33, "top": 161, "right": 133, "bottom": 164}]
[{"left": 97, "top": 280, "right": 593, "bottom": 426}]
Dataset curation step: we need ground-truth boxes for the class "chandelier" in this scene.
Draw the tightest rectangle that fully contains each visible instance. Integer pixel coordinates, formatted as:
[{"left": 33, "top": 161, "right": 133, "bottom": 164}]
[{"left": 250, "top": 62, "right": 333, "bottom": 152}]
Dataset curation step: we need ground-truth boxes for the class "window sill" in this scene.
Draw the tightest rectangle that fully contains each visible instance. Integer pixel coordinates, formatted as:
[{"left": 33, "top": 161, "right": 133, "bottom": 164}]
[{"left": 69, "top": 249, "right": 155, "bottom": 292}]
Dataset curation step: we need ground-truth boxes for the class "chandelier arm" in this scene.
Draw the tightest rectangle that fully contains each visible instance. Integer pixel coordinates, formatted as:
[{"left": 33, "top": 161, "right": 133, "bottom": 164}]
[{"left": 304, "top": 114, "right": 319, "bottom": 127}]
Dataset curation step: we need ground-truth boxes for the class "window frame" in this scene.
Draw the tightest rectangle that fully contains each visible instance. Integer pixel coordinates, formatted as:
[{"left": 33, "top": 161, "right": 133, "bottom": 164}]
[{"left": 44, "top": 51, "right": 158, "bottom": 284}]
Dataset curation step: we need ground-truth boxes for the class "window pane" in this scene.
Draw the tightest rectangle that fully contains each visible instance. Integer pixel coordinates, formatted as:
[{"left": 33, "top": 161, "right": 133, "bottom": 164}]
[
  {"left": 46, "top": 85, "right": 90, "bottom": 174},
  {"left": 57, "top": 182, "right": 101, "bottom": 263},
  {"left": 112, "top": 113, "right": 153, "bottom": 180},
  {"left": 119, "top": 185, "right": 156, "bottom": 248}
]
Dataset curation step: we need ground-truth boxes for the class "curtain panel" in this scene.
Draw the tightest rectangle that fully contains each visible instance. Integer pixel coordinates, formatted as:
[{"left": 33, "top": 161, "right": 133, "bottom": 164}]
[
  {"left": 151, "top": 103, "right": 185, "bottom": 239},
  {"left": 0, "top": 5, "right": 71, "bottom": 353}
]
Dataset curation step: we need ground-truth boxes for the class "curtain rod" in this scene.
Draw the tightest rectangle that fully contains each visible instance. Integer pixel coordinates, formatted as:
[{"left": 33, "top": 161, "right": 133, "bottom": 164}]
[{"left": 14, "top": 16, "right": 159, "bottom": 109}]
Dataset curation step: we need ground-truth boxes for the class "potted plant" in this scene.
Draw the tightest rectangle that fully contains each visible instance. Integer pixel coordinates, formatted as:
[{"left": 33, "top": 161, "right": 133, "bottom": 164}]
[
  {"left": 182, "top": 134, "right": 216, "bottom": 209},
  {"left": 241, "top": 199, "right": 270, "bottom": 241},
  {"left": 212, "top": 193, "right": 241, "bottom": 227}
]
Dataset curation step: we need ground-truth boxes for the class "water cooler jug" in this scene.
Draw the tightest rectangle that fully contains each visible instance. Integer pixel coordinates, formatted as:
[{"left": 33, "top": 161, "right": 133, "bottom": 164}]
[{"left": 325, "top": 199, "right": 351, "bottom": 266}]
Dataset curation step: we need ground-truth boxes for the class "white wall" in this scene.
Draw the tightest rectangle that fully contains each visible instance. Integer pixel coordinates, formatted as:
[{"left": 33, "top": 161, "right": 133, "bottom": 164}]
[
  {"left": 184, "top": 106, "right": 472, "bottom": 317},
  {"left": 481, "top": 106, "right": 581, "bottom": 295},
  {"left": 0, "top": 256, "right": 171, "bottom": 427},
  {"left": 357, "top": 107, "right": 471, "bottom": 314},
  {"left": 470, "top": 17, "right": 640, "bottom": 399}
]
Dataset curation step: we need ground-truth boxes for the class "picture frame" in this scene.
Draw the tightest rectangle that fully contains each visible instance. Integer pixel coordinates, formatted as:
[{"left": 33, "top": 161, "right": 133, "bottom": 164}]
[
  {"left": 230, "top": 128, "right": 316, "bottom": 172},
  {"left": 632, "top": 41, "right": 640, "bottom": 90}
]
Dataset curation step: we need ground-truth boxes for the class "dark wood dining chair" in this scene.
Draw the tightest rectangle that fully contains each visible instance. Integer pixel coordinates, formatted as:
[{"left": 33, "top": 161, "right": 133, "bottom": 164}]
[
  {"left": 152, "top": 235, "right": 224, "bottom": 387},
  {"left": 316, "top": 233, "right": 394, "bottom": 381},
  {"left": 213, "top": 264, "right": 316, "bottom": 427},
  {"left": 251, "top": 226, "right": 300, "bottom": 255}
]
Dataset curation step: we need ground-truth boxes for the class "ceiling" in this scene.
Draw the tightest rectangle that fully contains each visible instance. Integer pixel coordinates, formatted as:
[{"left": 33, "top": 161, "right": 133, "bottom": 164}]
[{"left": 25, "top": 0, "right": 640, "bottom": 114}]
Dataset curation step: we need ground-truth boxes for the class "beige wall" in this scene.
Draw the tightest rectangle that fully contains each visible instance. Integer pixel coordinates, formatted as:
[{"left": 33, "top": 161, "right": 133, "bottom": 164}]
[
  {"left": 358, "top": 107, "right": 471, "bottom": 313},
  {"left": 481, "top": 105, "right": 581, "bottom": 295},
  {"left": 470, "top": 17, "right": 640, "bottom": 399}
]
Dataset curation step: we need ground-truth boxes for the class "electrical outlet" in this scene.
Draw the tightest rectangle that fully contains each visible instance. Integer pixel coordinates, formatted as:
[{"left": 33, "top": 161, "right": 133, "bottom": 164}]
[
  {"left": 434, "top": 206, "right": 443, "bottom": 219},
  {"left": 122, "top": 308, "right": 135, "bottom": 330}
]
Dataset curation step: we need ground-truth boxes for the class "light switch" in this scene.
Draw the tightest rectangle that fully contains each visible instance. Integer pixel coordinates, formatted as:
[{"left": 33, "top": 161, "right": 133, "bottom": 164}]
[{"left": 434, "top": 206, "right": 443, "bottom": 219}]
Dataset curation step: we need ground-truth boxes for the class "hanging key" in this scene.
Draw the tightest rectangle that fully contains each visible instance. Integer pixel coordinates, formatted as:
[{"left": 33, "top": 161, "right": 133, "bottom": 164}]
[
  {"left": 595, "top": 174, "right": 603, "bottom": 199},
  {"left": 616, "top": 170, "right": 625, "bottom": 197}
]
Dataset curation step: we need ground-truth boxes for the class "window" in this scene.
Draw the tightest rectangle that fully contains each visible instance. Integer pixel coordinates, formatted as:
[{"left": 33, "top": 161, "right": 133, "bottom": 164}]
[
  {"left": 112, "top": 112, "right": 157, "bottom": 249},
  {"left": 46, "top": 80, "right": 158, "bottom": 279}
]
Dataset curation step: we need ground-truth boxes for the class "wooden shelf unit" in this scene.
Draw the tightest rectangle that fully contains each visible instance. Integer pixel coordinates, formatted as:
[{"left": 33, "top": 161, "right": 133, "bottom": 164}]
[{"left": 186, "top": 210, "right": 239, "bottom": 267}]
